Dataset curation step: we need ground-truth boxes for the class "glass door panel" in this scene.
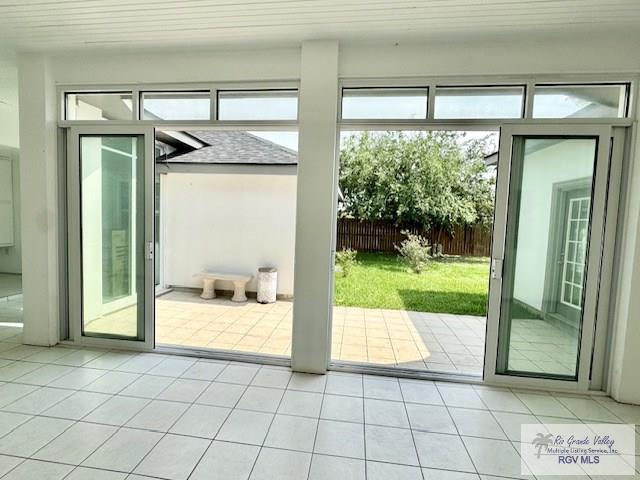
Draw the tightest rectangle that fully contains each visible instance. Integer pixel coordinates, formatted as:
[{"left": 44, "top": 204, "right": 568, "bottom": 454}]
[
  {"left": 485, "top": 125, "right": 610, "bottom": 389},
  {"left": 80, "top": 135, "right": 145, "bottom": 339},
  {"left": 500, "top": 137, "right": 596, "bottom": 378},
  {"left": 68, "top": 126, "right": 154, "bottom": 347}
]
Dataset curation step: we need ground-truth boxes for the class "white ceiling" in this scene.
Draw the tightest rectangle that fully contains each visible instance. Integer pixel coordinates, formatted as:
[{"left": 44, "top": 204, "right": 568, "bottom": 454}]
[{"left": 0, "top": 0, "right": 639, "bottom": 52}]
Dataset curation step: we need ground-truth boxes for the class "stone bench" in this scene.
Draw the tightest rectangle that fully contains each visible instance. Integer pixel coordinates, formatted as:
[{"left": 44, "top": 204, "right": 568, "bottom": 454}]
[{"left": 193, "top": 272, "right": 253, "bottom": 302}]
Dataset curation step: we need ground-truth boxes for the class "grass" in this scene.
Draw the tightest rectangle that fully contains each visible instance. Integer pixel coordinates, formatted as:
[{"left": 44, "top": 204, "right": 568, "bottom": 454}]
[{"left": 334, "top": 252, "right": 490, "bottom": 316}]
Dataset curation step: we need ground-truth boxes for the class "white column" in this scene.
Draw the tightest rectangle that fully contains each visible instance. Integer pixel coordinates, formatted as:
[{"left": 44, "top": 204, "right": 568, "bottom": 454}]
[
  {"left": 608, "top": 121, "right": 640, "bottom": 405},
  {"left": 291, "top": 40, "right": 339, "bottom": 373},
  {"left": 17, "top": 54, "right": 59, "bottom": 346}
]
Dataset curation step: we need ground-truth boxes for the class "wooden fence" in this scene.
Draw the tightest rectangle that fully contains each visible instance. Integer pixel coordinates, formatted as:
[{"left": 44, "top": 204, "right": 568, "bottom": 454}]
[{"left": 336, "top": 218, "right": 492, "bottom": 257}]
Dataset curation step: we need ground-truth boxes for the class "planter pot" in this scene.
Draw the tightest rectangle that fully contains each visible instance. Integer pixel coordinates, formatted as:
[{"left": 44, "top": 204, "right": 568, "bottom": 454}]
[{"left": 257, "top": 267, "right": 278, "bottom": 304}]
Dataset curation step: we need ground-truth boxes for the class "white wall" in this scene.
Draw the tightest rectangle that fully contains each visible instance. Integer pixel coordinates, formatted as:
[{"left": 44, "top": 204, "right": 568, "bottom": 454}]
[
  {"left": 512, "top": 140, "right": 595, "bottom": 310},
  {"left": 340, "top": 31, "right": 640, "bottom": 77},
  {"left": 609, "top": 106, "right": 640, "bottom": 404},
  {"left": 163, "top": 171, "right": 297, "bottom": 296}
]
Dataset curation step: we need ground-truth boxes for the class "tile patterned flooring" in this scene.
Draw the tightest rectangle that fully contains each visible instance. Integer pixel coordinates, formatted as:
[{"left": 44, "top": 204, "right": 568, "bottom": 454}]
[
  {"left": 88, "top": 291, "right": 485, "bottom": 375},
  {"left": 0, "top": 323, "right": 637, "bottom": 479},
  {"left": 88, "top": 291, "right": 487, "bottom": 375},
  {"left": 86, "top": 291, "right": 582, "bottom": 378}
]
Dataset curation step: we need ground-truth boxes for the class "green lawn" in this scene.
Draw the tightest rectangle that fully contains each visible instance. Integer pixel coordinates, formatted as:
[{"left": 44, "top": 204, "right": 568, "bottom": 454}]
[{"left": 334, "top": 252, "right": 490, "bottom": 316}]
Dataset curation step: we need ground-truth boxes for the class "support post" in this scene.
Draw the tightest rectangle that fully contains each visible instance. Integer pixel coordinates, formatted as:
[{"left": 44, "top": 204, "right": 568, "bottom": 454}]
[
  {"left": 17, "top": 54, "right": 59, "bottom": 346},
  {"left": 291, "top": 40, "right": 340, "bottom": 373}
]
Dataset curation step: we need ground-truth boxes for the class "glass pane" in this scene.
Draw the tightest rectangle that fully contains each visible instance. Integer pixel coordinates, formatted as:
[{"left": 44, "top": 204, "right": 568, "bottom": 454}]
[
  {"left": 142, "top": 91, "right": 210, "bottom": 120},
  {"left": 434, "top": 86, "right": 524, "bottom": 119},
  {"left": 154, "top": 128, "right": 298, "bottom": 358},
  {"left": 533, "top": 84, "right": 628, "bottom": 118},
  {"left": 217, "top": 90, "right": 298, "bottom": 120},
  {"left": 341, "top": 88, "right": 428, "bottom": 119},
  {"left": 499, "top": 137, "right": 596, "bottom": 378},
  {"left": 80, "top": 135, "right": 145, "bottom": 339},
  {"left": 66, "top": 93, "right": 133, "bottom": 120}
]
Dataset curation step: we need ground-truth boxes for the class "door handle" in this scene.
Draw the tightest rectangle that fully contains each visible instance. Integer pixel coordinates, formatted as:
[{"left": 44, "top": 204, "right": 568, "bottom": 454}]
[
  {"left": 491, "top": 259, "right": 503, "bottom": 280},
  {"left": 145, "top": 241, "right": 154, "bottom": 260}
]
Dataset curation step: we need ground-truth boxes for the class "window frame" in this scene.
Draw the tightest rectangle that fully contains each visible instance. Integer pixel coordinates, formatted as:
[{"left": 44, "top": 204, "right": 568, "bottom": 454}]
[
  {"left": 59, "top": 82, "right": 300, "bottom": 128},
  {"left": 340, "top": 86, "right": 430, "bottom": 120},
  {"left": 139, "top": 89, "right": 212, "bottom": 122},
  {"left": 338, "top": 75, "right": 636, "bottom": 127},
  {"left": 216, "top": 88, "right": 299, "bottom": 121},
  {"left": 64, "top": 90, "right": 136, "bottom": 122},
  {"left": 432, "top": 84, "right": 526, "bottom": 120},
  {"left": 59, "top": 76, "right": 636, "bottom": 127},
  {"left": 531, "top": 82, "right": 631, "bottom": 119}
]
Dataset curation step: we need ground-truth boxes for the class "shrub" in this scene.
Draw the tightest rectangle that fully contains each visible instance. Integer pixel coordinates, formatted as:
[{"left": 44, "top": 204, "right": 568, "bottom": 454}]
[
  {"left": 335, "top": 248, "right": 359, "bottom": 277},
  {"left": 396, "top": 232, "right": 432, "bottom": 273}
]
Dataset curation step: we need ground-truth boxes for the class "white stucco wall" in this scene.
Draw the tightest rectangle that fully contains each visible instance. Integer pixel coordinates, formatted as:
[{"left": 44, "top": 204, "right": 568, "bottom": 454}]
[
  {"left": 162, "top": 171, "right": 297, "bottom": 296},
  {"left": 512, "top": 139, "right": 596, "bottom": 310}
]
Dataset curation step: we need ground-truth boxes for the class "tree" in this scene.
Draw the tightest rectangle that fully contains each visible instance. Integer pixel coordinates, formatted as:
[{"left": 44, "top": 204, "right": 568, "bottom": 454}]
[{"left": 338, "top": 131, "right": 495, "bottom": 236}]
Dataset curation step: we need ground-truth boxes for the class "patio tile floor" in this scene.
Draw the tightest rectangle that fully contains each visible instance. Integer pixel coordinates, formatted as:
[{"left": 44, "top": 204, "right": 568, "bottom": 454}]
[
  {"left": 154, "top": 291, "right": 486, "bottom": 376},
  {"left": 84, "top": 290, "right": 580, "bottom": 378}
]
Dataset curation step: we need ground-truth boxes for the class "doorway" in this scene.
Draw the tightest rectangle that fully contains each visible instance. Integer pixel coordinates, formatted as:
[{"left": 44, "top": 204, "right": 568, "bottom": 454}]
[
  {"left": 331, "top": 129, "right": 498, "bottom": 377},
  {"left": 66, "top": 126, "right": 155, "bottom": 349},
  {"left": 484, "top": 124, "right": 613, "bottom": 390}
]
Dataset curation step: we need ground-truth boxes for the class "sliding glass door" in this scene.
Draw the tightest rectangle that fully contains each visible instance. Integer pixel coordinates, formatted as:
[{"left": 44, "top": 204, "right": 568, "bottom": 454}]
[
  {"left": 67, "top": 127, "right": 155, "bottom": 348},
  {"left": 485, "top": 125, "right": 611, "bottom": 390}
]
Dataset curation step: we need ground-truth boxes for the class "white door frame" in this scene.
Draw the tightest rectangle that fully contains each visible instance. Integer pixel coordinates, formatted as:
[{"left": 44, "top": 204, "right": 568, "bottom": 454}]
[
  {"left": 484, "top": 123, "right": 612, "bottom": 392},
  {"left": 66, "top": 125, "right": 155, "bottom": 350}
]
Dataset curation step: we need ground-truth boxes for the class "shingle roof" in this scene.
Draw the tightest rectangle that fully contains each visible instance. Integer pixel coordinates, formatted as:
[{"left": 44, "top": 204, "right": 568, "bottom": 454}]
[{"left": 160, "top": 130, "right": 297, "bottom": 165}]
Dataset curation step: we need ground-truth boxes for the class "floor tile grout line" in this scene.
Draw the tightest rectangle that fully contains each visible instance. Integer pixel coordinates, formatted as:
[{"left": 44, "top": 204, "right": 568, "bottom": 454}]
[
  {"left": 397, "top": 375, "right": 429, "bottom": 479},
  {"left": 0, "top": 434, "right": 512, "bottom": 478},
  {"left": 0, "top": 339, "right": 638, "bottom": 478},
  {"left": 361, "top": 372, "right": 368, "bottom": 480},
  {"left": 0, "top": 383, "right": 612, "bottom": 432},
  {"left": 436, "top": 381, "right": 482, "bottom": 476},
  {"left": 244, "top": 366, "right": 293, "bottom": 480},
  {"left": 306, "top": 373, "right": 329, "bottom": 479},
  {"left": 30, "top": 412, "right": 122, "bottom": 473},
  {"left": 126, "top": 361, "right": 253, "bottom": 478}
]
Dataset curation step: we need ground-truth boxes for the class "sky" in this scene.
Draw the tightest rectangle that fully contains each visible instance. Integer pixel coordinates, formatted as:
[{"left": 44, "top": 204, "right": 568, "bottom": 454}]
[{"left": 142, "top": 89, "right": 608, "bottom": 153}]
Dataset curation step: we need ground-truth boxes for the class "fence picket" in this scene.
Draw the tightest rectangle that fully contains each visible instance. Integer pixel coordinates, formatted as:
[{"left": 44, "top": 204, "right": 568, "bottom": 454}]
[{"left": 336, "top": 218, "right": 491, "bottom": 257}]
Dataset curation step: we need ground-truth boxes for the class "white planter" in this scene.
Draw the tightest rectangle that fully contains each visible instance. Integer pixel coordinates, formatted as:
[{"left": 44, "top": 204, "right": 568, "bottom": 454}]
[{"left": 257, "top": 267, "right": 278, "bottom": 304}]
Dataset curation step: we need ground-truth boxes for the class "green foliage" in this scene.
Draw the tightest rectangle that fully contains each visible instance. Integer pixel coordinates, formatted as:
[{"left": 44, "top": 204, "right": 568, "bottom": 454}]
[
  {"left": 334, "top": 252, "right": 490, "bottom": 316},
  {"left": 335, "top": 248, "right": 359, "bottom": 277},
  {"left": 396, "top": 232, "right": 432, "bottom": 273},
  {"left": 339, "top": 131, "right": 495, "bottom": 233}
]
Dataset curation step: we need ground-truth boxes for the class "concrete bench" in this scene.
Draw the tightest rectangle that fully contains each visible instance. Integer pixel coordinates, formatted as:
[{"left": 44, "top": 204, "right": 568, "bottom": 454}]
[{"left": 194, "top": 272, "right": 253, "bottom": 302}]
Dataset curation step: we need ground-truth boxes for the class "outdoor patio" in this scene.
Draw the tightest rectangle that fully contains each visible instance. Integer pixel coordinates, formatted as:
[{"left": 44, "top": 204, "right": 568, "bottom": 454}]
[{"left": 153, "top": 290, "right": 487, "bottom": 375}]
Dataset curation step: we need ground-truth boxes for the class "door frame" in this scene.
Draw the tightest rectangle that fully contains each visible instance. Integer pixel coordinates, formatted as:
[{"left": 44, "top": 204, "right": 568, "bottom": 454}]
[
  {"left": 66, "top": 125, "right": 156, "bottom": 350},
  {"left": 484, "top": 123, "right": 612, "bottom": 392},
  {"left": 542, "top": 178, "right": 591, "bottom": 326}
]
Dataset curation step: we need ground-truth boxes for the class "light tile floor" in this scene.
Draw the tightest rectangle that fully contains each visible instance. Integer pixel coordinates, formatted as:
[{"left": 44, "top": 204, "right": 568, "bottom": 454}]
[
  {"left": 89, "top": 291, "right": 487, "bottom": 375},
  {"left": 0, "top": 323, "right": 637, "bottom": 479},
  {"left": 85, "top": 290, "right": 581, "bottom": 377}
]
